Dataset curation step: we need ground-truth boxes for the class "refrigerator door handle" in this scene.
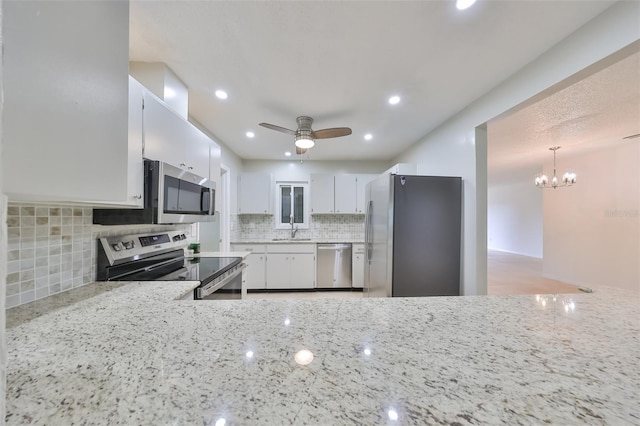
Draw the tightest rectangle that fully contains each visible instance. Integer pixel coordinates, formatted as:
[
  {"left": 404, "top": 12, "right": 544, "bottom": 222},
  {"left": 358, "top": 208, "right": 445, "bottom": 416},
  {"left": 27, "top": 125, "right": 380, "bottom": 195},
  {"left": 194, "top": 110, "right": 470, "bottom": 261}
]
[{"left": 365, "top": 200, "right": 373, "bottom": 262}]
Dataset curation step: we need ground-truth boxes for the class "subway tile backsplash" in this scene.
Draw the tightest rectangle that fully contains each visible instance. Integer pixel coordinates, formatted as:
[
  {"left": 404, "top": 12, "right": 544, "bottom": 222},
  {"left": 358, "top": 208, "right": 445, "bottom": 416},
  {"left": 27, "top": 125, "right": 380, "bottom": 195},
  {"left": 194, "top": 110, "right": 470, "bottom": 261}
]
[
  {"left": 236, "top": 214, "right": 365, "bottom": 241},
  {"left": 6, "top": 204, "right": 191, "bottom": 309}
]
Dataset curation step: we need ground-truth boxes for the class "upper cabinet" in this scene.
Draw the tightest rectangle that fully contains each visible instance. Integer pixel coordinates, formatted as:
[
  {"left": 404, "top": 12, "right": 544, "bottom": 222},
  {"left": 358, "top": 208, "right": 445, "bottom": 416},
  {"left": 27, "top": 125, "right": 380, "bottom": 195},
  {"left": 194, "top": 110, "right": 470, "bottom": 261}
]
[
  {"left": 142, "top": 91, "right": 211, "bottom": 179},
  {"left": 310, "top": 174, "right": 335, "bottom": 214},
  {"left": 356, "top": 174, "right": 378, "bottom": 214},
  {"left": 334, "top": 175, "right": 358, "bottom": 214},
  {"left": 126, "top": 77, "right": 146, "bottom": 207},
  {"left": 3, "top": 1, "right": 137, "bottom": 204},
  {"left": 311, "top": 174, "right": 378, "bottom": 214},
  {"left": 238, "top": 173, "right": 273, "bottom": 214}
]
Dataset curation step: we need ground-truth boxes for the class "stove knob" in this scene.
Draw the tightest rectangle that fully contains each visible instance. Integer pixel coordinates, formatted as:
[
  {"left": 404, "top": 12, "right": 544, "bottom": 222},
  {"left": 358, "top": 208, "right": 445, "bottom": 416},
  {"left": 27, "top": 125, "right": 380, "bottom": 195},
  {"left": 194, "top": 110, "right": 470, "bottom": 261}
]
[
  {"left": 123, "top": 240, "right": 135, "bottom": 250},
  {"left": 112, "top": 243, "right": 122, "bottom": 252},
  {"left": 180, "top": 234, "right": 186, "bottom": 240},
  {"left": 172, "top": 235, "right": 181, "bottom": 242}
]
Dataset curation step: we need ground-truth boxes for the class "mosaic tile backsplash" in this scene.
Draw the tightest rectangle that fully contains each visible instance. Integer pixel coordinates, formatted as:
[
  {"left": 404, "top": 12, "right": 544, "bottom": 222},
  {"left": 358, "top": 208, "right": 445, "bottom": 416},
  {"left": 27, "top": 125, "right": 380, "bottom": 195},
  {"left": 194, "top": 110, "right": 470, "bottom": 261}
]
[
  {"left": 236, "top": 214, "right": 365, "bottom": 241},
  {"left": 6, "top": 204, "right": 191, "bottom": 309}
]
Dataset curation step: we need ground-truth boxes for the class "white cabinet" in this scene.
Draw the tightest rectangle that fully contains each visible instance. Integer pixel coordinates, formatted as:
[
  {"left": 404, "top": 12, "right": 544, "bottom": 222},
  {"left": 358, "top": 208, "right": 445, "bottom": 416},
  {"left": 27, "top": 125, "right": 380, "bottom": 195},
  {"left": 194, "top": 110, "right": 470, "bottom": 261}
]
[
  {"left": 238, "top": 173, "right": 273, "bottom": 214},
  {"left": 232, "top": 244, "right": 266, "bottom": 290},
  {"left": 310, "top": 174, "right": 335, "bottom": 214},
  {"left": 143, "top": 90, "right": 211, "bottom": 179},
  {"left": 3, "top": 1, "right": 134, "bottom": 204},
  {"left": 352, "top": 243, "right": 365, "bottom": 288},
  {"left": 266, "top": 244, "right": 315, "bottom": 289},
  {"left": 127, "top": 77, "right": 145, "bottom": 207},
  {"left": 334, "top": 175, "right": 358, "bottom": 214},
  {"left": 311, "top": 174, "right": 375, "bottom": 214},
  {"left": 356, "top": 174, "right": 377, "bottom": 214}
]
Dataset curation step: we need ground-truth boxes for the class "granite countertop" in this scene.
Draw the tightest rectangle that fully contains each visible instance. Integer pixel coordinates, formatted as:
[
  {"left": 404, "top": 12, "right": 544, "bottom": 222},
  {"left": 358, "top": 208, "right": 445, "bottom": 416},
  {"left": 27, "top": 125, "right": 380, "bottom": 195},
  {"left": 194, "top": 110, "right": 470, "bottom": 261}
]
[{"left": 6, "top": 283, "right": 639, "bottom": 425}]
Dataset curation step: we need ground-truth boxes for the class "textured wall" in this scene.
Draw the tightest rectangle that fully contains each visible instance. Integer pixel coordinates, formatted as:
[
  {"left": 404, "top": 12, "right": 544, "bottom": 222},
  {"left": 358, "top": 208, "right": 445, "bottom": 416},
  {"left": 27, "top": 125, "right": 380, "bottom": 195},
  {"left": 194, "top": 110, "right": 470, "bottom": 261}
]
[{"left": 543, "top": 142, "right": 639, "bottom": 293}]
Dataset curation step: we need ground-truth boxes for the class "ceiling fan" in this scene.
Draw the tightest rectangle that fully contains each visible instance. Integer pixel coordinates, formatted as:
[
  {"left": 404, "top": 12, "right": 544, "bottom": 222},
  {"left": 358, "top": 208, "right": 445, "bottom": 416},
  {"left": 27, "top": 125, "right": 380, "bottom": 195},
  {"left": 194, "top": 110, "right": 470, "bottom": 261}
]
[{"left": 259, "top": 116, "right": 352, "bottom": 155}]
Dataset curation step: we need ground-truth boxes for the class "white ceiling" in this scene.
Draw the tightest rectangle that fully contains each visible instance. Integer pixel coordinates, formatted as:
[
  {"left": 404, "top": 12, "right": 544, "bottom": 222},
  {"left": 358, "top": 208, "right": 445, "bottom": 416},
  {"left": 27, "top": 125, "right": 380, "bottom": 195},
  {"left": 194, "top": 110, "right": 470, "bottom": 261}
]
[
  {"left": 488, "top": 47, "right": 640, "bottom": 182},
  {"left": 129, "top": 0, "right": 616, "bottom": 162}
]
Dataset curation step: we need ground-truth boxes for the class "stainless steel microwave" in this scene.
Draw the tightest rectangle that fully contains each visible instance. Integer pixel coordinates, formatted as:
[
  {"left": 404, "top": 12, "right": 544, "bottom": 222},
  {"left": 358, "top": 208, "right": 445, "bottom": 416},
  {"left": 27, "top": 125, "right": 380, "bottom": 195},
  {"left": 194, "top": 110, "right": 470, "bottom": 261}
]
[{"left": 93, "top": 160, "right": 215, "bottom": 225}]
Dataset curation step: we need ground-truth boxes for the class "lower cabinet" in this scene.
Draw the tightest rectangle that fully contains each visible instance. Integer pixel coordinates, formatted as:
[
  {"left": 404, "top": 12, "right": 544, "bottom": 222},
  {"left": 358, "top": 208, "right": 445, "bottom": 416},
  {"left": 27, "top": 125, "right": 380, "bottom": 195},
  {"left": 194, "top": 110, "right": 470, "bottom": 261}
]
[
  {"left": 266, "top": 244, "right": 315, "bottom": 289},
  {"left": 231, "top": 244, "right": 267, "bottom": 290},
  {"left": 352, "top": 243, "right": 365, "bottom": 288}
]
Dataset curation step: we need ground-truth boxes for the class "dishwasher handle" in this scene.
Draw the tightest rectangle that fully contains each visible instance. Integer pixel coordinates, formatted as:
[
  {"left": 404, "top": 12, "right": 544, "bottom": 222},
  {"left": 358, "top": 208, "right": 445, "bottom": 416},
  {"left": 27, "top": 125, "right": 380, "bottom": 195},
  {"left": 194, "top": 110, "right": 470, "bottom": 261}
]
[{"left": 317, "top": 244, "right": 351, "bottom": 250}]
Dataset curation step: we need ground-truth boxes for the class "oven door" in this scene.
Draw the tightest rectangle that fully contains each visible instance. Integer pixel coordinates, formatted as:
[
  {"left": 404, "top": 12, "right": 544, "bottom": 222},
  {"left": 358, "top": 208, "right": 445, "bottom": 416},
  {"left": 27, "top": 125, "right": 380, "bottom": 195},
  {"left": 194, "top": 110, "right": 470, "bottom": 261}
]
[{"left": 195, "top": 263, "right": 247, "bottom": 300}]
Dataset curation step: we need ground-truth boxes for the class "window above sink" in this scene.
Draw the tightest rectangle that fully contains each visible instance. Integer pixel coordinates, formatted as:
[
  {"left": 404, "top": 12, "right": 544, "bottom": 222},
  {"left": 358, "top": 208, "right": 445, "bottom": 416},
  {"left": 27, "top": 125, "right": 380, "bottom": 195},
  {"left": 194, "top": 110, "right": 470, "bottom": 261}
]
[{"left": 276, "top": 181, "right": 309, "bottom": 230}]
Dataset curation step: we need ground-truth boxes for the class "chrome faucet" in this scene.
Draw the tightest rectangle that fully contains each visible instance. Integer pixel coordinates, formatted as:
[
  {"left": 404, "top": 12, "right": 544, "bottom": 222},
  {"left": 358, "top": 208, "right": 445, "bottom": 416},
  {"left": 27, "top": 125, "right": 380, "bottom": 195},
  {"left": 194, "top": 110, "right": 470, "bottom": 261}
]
[{"left": 289, "top": 216, "right": 298, "bottom": 239}]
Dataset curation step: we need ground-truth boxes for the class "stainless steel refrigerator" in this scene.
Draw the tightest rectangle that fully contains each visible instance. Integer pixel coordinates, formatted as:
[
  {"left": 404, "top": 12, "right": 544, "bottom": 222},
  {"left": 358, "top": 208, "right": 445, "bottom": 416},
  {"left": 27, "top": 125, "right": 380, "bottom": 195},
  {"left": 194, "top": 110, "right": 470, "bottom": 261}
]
[{"left": 364, "top": 174, "right": 462, "bottom": 297}]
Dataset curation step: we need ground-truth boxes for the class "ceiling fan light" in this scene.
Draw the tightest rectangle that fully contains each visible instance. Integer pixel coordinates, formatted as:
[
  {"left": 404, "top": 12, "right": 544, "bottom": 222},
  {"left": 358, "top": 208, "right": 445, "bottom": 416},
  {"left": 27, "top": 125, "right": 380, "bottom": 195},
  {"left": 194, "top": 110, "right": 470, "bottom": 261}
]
[{"left": 295, "top": 136, "right": 315, "bottom": 149}]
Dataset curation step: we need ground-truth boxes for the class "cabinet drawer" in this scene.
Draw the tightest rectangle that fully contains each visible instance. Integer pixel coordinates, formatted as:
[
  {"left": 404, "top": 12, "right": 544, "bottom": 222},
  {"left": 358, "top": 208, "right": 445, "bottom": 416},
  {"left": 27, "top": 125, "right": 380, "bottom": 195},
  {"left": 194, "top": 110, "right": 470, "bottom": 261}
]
[
  {"left": 231, "top": 244, "right": 266, "bottom": 253},
  {"left": 353, "top": 243, "right": 365, "bottom": 254},
  {"left": 267, "top": 244, "right": 315, "bottom": 254}
]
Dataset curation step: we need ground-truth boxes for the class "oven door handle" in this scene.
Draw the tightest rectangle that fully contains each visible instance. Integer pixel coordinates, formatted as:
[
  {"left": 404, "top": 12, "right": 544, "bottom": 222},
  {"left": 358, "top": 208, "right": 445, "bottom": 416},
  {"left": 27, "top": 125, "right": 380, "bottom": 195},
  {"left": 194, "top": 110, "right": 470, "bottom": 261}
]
[{"left": 197, "top": 263, "right": 247, "bottom": 299}]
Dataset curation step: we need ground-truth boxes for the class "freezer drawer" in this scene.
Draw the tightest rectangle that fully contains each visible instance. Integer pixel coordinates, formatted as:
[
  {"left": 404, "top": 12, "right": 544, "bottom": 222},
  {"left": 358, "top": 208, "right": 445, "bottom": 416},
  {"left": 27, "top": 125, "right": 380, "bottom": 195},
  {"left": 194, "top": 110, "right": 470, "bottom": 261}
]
[{"left": 316, "top": 243, "right": 352, "bottom": 288}]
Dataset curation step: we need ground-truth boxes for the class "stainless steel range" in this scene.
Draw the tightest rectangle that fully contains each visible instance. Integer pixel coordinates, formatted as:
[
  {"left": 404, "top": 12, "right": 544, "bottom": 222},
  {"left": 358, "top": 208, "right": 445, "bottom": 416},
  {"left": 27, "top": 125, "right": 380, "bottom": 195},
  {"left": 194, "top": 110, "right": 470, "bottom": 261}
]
[{"left": 96, "top": 230, "right": 245, "bottom": 300}]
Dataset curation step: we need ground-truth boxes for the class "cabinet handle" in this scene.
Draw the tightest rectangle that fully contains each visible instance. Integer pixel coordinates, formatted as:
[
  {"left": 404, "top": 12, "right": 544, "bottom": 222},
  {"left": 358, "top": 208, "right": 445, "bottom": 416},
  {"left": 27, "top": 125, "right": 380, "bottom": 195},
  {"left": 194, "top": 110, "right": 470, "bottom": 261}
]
[
  {"left": 180, "top": 162, "right": 186, "bottom": 167},
  {"left": 133, "top": 194, "right": 142, "bottom": 200}
]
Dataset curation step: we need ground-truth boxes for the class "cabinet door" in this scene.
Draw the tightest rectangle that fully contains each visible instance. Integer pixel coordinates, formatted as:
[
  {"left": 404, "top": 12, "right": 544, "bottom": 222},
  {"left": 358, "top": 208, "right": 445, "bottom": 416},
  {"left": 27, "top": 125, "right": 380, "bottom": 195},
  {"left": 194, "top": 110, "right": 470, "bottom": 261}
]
[
  {"left": 352, "top": 244, "right": 365, "bottom": 288},
  {"left": 127, "top": 77, "right": 145, "bottom": 207},
  {"left": 184, "top": 126, "right": 211, "bottom": 179},
  {"left": 238, "top": 173, "right": 272, "bottom": 214},
  {"left": 290, "top": 253, "right": 315, "bottom": 289},
  {"left": 334, "top": 175, "right": 358, "bottom": 214},
  {"left": 356, "top": 174, "right": 378, "bottom": 214},
  {"left": 244, "top": 252, "right": 266, "bottom": 290},
  {"left": 266, "top": 253, "right": 291, "bottom": 289},
  {"left": 310, "top": 174, "right": 335, "bottom": 214},
  {"left": 3, "top": 1, "right": 130, "bottom": 204},
  {"left": 143, "top": 90, "right": 186, "bottom": 164}
]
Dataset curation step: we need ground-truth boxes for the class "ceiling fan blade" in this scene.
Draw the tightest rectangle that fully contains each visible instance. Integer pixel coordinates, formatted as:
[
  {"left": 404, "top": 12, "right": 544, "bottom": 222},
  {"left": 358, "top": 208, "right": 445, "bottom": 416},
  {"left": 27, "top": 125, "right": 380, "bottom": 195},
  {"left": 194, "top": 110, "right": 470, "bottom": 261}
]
[
  {"left": 296, "top": 146, "right": 308, "bottom": 155},
  {"left": 259, "top": 122, "right": 296, "bottom": 135},
  {"left": 313, "top": 127, "right": 352, "bottom": 139}
]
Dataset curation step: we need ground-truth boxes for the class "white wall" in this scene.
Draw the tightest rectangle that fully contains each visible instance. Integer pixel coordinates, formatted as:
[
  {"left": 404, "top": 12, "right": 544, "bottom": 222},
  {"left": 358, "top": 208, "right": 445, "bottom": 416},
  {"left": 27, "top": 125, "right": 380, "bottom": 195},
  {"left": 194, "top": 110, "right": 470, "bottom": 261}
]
[
  {"left": 543, "top": 142, "right": 639, "bottom": 293},
  {"left": 393, "top": 1, "right": 640, "bottom": 295},
  {"left": 242, "top": 159, "right": 390, "bottom": 182},
  {"left": 488, "top": 172, "right": 543, "bottom": 258}
]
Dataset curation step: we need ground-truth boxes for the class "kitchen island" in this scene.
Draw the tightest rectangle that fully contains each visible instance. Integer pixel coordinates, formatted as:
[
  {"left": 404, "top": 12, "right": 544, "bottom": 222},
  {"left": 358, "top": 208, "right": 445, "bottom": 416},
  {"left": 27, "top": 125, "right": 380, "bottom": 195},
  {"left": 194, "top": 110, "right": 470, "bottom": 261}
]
[{"left": 6, "top": 281, "right": 639, "bottom": 425}]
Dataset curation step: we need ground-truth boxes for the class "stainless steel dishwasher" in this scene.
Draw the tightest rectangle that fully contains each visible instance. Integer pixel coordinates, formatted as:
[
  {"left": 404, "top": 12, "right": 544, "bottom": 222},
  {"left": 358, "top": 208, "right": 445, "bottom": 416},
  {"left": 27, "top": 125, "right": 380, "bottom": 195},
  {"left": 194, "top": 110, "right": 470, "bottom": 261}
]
[{"left": 316, "top": 243, "right": 352, "bottom": 288}]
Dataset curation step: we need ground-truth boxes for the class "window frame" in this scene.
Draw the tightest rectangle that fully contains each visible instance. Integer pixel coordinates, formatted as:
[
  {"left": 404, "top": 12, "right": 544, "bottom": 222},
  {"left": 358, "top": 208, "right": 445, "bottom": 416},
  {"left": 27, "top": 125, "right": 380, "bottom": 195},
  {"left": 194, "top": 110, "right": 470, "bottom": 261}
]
[{"left": 275, "top": 181, "right": 310, "bottom": 230}]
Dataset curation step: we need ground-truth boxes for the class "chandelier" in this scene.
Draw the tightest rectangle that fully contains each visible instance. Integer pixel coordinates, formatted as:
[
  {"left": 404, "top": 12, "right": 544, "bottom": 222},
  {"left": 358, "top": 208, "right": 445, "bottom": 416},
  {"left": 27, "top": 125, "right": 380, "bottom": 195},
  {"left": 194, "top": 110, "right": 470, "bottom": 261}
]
[{"left": 534, "top": 146, "right": 577, "bottom": 189}]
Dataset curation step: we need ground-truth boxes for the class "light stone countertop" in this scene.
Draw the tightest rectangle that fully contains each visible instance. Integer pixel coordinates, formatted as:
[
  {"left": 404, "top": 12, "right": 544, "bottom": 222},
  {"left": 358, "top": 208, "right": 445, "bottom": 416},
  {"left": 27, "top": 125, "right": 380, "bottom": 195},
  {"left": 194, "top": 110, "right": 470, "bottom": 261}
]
[{"left": 6, "top": 282, "right": 640, "bottom": 425}]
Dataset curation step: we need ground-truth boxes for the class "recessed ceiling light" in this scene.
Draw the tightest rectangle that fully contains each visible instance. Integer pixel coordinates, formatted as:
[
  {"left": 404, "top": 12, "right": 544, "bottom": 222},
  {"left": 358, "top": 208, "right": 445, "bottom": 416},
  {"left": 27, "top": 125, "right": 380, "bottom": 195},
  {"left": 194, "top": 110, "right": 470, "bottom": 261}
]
[
  {"left": 285, "top": 151, "right": 292, "bottom": 157},
  {"left": 364, "top": 134, "right": 373, "bottom": 141},
  {"left": 246, "top": 131, "right": 255, "bottom": 138},
  {"left": 388, "top": 95, "right": 400, "bottom": 105},
  {"left": 456, "top": 0, "right": 476, "bottom": 10},
  {"left": 215, "top": 89, "right": 228, "bottom": 100}
]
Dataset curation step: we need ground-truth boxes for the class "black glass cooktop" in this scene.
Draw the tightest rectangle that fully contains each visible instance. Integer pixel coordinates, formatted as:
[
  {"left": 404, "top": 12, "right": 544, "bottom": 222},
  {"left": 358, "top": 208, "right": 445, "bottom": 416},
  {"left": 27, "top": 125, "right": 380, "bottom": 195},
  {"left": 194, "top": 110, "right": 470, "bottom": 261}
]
[
  {"left": 112, "top": 256, "right": 242, "bottom": 283},
  {"left": 184, "top": 256, "right": 242, "bottom": 281}
]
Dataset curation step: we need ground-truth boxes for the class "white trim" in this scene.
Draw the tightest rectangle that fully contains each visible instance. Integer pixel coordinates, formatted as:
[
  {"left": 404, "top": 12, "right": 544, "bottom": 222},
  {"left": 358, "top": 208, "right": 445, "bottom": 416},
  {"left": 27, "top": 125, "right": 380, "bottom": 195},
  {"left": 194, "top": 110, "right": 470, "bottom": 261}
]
[
  {"left": 275, "top": 181, "right": 309, "bottom": 230},
  {"left": 220, "top": 164, "right": 231, "bottom": 251}
]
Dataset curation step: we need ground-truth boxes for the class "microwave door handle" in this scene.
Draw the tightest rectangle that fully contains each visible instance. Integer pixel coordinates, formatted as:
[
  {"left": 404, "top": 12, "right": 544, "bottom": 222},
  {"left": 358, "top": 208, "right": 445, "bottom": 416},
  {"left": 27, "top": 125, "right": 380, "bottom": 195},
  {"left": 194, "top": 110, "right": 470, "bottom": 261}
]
[{"left": 210, "top": 188, "right": 215, "bottom": 214}]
